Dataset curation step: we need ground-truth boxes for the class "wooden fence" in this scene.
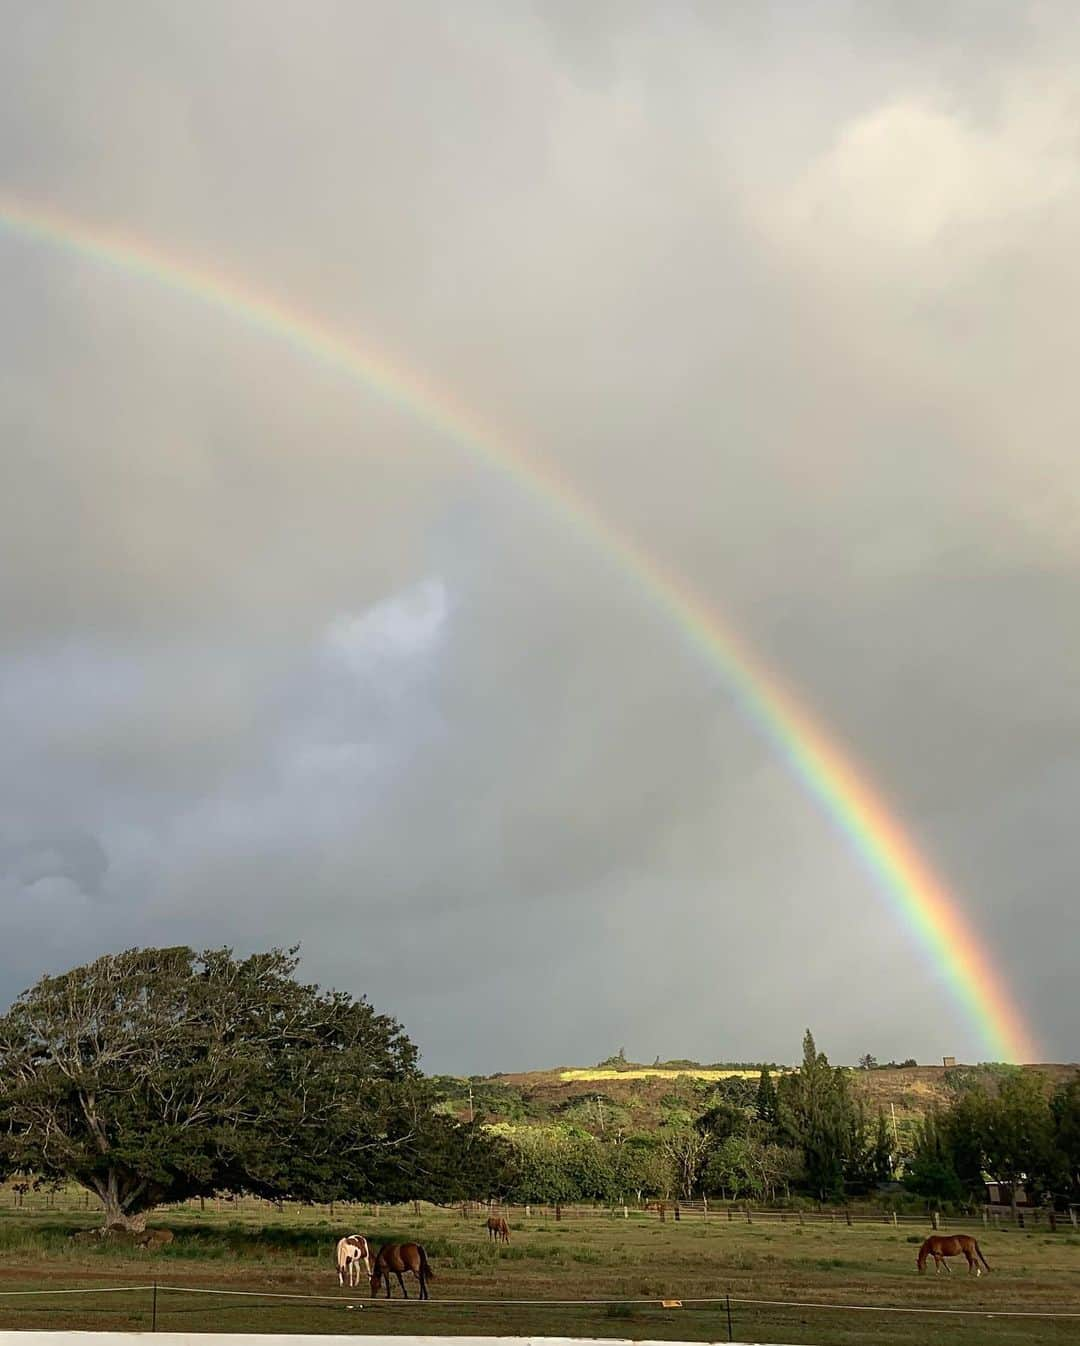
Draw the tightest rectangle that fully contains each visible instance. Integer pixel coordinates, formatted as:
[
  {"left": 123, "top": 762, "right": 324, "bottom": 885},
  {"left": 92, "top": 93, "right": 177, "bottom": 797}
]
[{"left": 3, "top": 1184, "right": 1077, "bottom": 1231}]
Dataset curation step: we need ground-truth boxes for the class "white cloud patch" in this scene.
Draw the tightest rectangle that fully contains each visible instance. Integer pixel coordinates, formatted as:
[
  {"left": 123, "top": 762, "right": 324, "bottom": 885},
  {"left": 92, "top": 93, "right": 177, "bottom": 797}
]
[
  {"left": 773, "top": 82, "right": 1079, "bottom": 274},
  {"left": 325, "top": 578, "right": 449, "bottom": 673}
]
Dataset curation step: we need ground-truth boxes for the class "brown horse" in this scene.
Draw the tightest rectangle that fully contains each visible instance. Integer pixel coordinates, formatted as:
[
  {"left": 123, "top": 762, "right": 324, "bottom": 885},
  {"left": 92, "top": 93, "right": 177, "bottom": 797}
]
[
  {"left": 370, "top": 1242, "right": 433, "bottom": 1299},
  {"left": 486, "top": 1215, "right": 510, "bottom": 1243},
  {"left": 917, "top": 1234, "right": 990, "bottom": 1276}
]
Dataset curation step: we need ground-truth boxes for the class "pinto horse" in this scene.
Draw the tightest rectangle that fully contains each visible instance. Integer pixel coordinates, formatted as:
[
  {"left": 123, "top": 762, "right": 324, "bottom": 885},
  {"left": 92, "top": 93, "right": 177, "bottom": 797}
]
[
  {"left": 917, "top": 1234, "right": 990, "bottom": 1276},
  {"left": 486, "top": 1215, "right": 510, "bottom": 1243},
  {"left": 336, "top": 1234, "right": 372, "bottom": 1287},
  {"left": 370, "top": 1242, "right": 433, "bottom": 1299}
]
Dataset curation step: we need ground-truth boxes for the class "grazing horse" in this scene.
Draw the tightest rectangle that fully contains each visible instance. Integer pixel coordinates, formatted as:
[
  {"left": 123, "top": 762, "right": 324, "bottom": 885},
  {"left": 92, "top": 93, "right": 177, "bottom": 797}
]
[
  {"left": 486, "top": 1215, "right": 510, "bottom": 1243},
  {"left": 370, "top": 1242, "right": 433, "bottom": 1299},
  {"left": 917, "top": 1234, "right": 990, "bottom": 1276},
  {"left": 336, "top": 1234, "right": 372, "bottom": 1287}
]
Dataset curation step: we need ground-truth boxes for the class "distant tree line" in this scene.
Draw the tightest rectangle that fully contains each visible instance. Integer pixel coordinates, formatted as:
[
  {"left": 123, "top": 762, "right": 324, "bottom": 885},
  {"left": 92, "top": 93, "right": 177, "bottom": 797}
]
[
  {"left": 904, "top": 1069, "right": 1080, "bottom": 1209},
  {"left": 4, "top": 952, "right": 1073, "bottom": 1221},
  {"left": 487, "top": 1032, "right": 894, "bottom": 1205}
]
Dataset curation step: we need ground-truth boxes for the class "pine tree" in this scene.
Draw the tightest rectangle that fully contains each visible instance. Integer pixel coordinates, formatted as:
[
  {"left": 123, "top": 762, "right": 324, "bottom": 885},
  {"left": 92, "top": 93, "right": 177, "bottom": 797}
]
[
  {"left": 871, "top": 1110, "right": 893, "bottom": 1183},
  {"left": 777, "top": 1030, "right": 857, "bottom": 1201},
  {"left": 756, "top": 1065, "right": 779, "bottom": 1130}
]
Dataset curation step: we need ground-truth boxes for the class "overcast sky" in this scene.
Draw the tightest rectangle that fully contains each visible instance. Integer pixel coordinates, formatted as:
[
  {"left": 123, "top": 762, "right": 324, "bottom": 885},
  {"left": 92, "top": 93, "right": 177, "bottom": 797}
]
[{"left": 2, "top": 1, "right": 1078, "bottom": 1073}]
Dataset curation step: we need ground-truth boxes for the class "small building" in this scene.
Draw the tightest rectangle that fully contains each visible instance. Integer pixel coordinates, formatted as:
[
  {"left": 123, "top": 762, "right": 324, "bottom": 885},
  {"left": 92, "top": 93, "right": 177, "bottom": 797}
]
[
  {"left": 942, "top": 1056, "right": 957, "bottom": 1068},
  {"left": 984, "top": 1181, "right": 1033, "bottom": 1207}
]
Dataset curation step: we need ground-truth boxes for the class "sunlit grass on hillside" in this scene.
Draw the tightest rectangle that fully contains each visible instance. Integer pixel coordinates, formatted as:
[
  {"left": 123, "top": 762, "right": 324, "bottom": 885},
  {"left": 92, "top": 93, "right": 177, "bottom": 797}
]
[{"left": 559, "top": 1068, "right": 772, "bottom": 1082}]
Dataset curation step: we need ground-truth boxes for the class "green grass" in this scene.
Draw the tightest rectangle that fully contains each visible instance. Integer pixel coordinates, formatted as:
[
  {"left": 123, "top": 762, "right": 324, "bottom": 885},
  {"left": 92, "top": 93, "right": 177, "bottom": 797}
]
[{"left": 0, "top": 1205, "right": 1078, "bottom": 1344}]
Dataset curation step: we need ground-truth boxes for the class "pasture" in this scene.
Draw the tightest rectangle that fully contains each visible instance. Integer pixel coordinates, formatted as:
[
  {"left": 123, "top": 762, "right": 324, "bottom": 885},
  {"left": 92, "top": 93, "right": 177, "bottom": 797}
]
[{"left": 0, "top": 1204, "right": 1078, "bottom": 1345}]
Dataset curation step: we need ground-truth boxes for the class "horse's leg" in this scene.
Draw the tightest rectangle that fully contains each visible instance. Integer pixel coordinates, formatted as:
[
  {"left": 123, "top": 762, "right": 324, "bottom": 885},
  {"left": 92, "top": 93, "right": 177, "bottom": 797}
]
[{"left": 397, "top": 1271, "right": 408, "bottom": 1298}]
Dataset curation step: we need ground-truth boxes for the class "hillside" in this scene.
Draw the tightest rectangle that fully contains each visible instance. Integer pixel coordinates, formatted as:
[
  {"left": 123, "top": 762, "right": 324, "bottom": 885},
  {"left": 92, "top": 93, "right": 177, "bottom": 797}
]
[{"left": 431, "top": 1059, "right": 1080, "bottom": 1141}]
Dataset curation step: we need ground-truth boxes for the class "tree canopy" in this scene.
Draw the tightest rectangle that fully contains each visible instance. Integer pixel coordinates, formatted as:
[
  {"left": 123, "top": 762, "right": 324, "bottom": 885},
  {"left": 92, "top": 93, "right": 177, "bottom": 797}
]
[{"left": 0, "top": 946, "right": 506, "bottom": 1225}]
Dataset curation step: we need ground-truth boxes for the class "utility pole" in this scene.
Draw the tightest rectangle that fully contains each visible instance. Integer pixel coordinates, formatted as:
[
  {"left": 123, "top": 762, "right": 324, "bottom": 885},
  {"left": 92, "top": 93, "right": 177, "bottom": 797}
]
[
  {"left": 890, "top": 1103, "right": 899, "bottom": 1146},
  {"left": 467, "top": 1082, "right": 475, "bottom": 1123}
]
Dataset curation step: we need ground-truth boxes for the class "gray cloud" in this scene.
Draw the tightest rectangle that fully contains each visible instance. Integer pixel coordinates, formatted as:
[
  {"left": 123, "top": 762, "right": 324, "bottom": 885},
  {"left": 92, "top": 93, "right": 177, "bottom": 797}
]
[{"left": 2, "top": 1, "right": 1078, "bottom": 1069}]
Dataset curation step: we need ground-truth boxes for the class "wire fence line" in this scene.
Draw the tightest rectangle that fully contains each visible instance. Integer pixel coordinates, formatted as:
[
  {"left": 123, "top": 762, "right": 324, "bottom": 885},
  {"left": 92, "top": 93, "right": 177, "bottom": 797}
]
[
  {"left": 4, "top": 1185, "right": 1078, "bottom": 1234},
  {"left": 1, "top": 1282, "right": 1079, "bottom": 1321}
]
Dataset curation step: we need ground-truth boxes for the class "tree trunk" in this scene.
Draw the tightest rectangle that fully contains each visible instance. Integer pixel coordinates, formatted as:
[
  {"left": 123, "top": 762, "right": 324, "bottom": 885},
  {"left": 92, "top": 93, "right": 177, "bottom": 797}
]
[{"left": 91, "top": 1174, "right": 148, "bottom": 1231}]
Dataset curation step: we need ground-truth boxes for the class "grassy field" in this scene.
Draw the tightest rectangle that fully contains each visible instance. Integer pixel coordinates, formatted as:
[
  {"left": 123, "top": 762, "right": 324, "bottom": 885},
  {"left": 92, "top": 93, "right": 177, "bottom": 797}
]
[{"left": 0, "top": 1204, "right": 1078, "bottom": 1345}]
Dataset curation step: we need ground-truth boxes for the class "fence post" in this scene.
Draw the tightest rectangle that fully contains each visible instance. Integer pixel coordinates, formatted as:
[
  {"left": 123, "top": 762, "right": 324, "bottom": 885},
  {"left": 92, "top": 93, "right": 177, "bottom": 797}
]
[
  {"left": 152, "top": 1281, "right": 158, "bottom": 1332},
  {"left": 931, "top": 1211, "right": 940, "bottom": 1230},
  {"left": 982, "top": 1209, "right": 988, "bottom": 1228},
  {"left": 1070, "top": 1207, "right": 1078, "bottom": 1229},
  {"left": 845, "top": 1207, "right": 852, "bottom": 1227},
  {"left": 725, "top": 1291, "right": 734, "bottom": 1342},
  {"left": 1049, "top": 1210, "right": 1057, "bottom": 1232},
  {"left": 892, "top": 1212, "right": 898, "bottom": 1227},
  {"left": 555, "top": 1203, "right": 562, "bottom": 1222},
  {"left": 727, "top": 1207, "right": 733, "bottom": 1222},
  {"left": 623, "top": 1204, "right": 628, "bottom": 1220},
  {"left": 745, "top": 1205, "right": 752, "bottom": 1225}
]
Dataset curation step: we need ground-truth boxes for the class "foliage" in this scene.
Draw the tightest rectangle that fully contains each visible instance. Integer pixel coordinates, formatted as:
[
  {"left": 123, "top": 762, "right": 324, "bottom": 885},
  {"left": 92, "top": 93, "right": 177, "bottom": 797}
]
[
  {"left": 775, "top": 1031, "right": 863, "bottom": 1200},
  {"left": 659, "top": 1126, "right": 710, "bottom": 1197},
  {"left": 703, "top": 1135, "right": 803, "bottom": 1202},
  {"left": 594, "top": 1048, "right": 630, "bottom": 1070},
  {"left": 0, "top": 946, "right": 505, "bottom": 1224},
  {"left": 490, "top": 1123, "right": 676, "bottom": 1203},
  {"left": 755, "top": 1066, "right": 779, "bottom": 1128},
  {"left": 429, "top": 1076, "right": 531, "bottom": 1123},
  {"left": 1052, "top": 1078, "right": 1080, "bottom": 1200},
  {"left": 906, "top": 1072, "right": 1074, "bottom": 1207},
  {"left": 904, "top": 1109, "right": 966, "bottom": 1203},
  {"left": 870, "top": 1110, "right": 894, "bottom": 1184}
]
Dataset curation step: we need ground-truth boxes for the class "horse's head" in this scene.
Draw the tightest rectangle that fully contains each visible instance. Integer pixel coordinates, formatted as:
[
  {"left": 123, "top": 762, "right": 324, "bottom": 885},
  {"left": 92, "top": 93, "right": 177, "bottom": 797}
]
[{"left": 369, "top": 1267, "right": 382, "bottom": 1297}]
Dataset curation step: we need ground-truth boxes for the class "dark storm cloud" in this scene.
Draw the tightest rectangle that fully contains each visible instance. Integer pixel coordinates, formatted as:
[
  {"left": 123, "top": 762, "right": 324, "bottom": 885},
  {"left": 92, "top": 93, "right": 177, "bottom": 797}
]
[{"left": 2, "top": 1, "right": 1078, "bottom": 1069}]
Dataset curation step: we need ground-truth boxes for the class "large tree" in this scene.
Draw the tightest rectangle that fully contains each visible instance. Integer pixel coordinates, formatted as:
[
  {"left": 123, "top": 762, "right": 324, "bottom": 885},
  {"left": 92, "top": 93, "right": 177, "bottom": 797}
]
[
  {"left": 1052, "top": 1078, "right": 1080, "bottom": 1201},
  {"left": 0, "top": 945, "right": 492, "bottom": 1226},
  {"left": 776, "top": 1030, "right": 862, "bottom": 1200}
]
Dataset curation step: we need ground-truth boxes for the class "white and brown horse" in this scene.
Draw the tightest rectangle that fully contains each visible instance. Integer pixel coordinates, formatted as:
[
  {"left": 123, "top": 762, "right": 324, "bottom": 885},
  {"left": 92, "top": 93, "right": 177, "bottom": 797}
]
[{"left": 336, "top": 1234, "right": 372, "bottom": 1287}]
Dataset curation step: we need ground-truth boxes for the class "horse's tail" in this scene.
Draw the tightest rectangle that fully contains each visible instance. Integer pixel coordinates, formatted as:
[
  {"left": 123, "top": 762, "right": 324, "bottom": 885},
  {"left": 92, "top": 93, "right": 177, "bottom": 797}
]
[
  {"left": 418, "top": 1244, "right": 434, "bottom": 1280},
  {"left": 974, "top": 1240, "right": 991, "bottom": 1272}
]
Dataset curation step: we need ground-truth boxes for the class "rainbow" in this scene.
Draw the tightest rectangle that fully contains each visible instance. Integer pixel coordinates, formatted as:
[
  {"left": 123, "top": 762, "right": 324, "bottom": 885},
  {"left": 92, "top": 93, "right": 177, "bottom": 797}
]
[{"left": 0, "top": 197, "right": 1037, "bottom": 1063}]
